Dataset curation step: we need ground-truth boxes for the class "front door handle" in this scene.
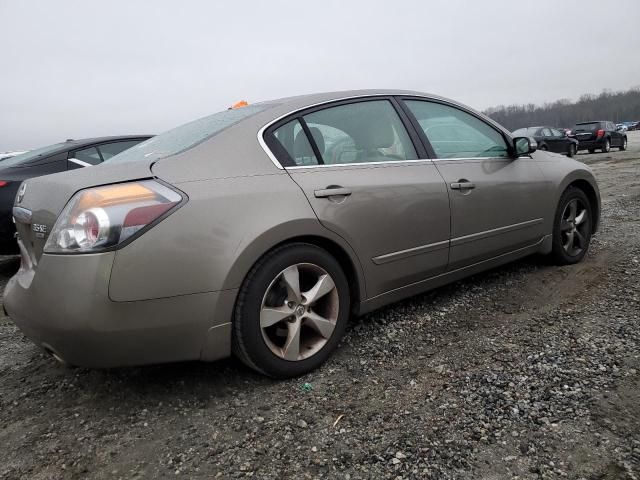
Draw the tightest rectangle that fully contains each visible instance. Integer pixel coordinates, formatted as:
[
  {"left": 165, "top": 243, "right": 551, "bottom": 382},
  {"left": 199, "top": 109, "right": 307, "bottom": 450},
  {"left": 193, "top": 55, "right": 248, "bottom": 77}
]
[
  {"left": 314, "top": 187, "right": 352, "bottom": 198},
  {"left": 450, "top": 181, "right": 476, "bottom": 190}
]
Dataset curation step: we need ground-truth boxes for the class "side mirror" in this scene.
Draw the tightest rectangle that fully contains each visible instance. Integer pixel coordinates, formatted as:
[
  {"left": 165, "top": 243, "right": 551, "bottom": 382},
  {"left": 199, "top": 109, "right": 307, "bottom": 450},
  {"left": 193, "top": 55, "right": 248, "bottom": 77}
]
[{"left": 513, "top": 136, "right": 537, "bottom": 156}]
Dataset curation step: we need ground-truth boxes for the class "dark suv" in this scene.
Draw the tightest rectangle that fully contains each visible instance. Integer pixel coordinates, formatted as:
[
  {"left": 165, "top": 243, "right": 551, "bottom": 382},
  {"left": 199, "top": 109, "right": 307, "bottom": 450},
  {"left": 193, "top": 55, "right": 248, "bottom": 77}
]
[
  {"left": 571, "top": 121, "right": 627, "bottom": 153},
  {"left": 0, "top": 135, "right": 151, "bottom": 253}
]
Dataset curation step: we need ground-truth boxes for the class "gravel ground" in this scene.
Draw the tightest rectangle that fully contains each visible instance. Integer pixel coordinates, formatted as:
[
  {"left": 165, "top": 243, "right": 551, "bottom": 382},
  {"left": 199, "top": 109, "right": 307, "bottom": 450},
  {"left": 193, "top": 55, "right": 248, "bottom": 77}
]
[{"left": 1, "top": 132, "right": 639, "bottom": 479}]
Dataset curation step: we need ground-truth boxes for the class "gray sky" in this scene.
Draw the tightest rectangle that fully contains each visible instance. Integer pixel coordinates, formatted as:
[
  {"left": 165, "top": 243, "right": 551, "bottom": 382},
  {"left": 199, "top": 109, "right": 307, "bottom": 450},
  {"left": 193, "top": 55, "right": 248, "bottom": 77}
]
[{"left": 1, "top": 0, "right": 639, "bottom": 150}]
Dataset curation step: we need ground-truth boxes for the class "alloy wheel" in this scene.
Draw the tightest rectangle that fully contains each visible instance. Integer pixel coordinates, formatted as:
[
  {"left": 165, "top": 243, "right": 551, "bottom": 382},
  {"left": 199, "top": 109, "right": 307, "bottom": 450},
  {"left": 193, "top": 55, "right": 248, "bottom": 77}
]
[
  {"left": 260, "top": 263, "right": 339, "bottom": 361},
  {"left": 560, "top": 199, "right": 590, "bottom": 256}
]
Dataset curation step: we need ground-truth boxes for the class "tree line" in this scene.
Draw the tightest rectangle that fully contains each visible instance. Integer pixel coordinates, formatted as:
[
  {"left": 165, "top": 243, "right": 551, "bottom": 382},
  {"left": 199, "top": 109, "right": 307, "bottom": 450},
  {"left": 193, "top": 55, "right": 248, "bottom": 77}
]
[{"left": 483, "top": 87, "right": 640, "bottom": 131}]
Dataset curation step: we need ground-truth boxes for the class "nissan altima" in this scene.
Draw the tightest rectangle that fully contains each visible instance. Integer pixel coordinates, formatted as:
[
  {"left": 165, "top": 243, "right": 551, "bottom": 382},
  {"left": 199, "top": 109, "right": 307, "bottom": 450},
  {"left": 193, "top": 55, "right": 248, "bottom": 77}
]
[{"left": 5, "top": 90, "right": 600, "bottom": 378}]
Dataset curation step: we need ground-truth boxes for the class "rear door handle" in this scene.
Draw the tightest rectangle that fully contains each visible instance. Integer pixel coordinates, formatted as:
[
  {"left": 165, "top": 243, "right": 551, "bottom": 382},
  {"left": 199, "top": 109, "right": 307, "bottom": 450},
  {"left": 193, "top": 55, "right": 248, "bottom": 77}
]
[
  {"left": 450, "top": 181, "right": 476, "bottom": 190},
  {"left": 314, "top": 187, "right": 352, "bottom": 198}
]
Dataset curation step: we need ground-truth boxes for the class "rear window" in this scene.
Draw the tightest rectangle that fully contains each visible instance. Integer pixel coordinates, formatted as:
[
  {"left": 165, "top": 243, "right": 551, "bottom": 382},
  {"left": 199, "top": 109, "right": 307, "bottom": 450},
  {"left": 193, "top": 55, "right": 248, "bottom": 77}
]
[
  {"left": 109, "top": 104, "right": 271, "bottom": 164},
  {"left": 573, "top": 122, "right": 601, "bottom": 132},
  {"left": 1, "top": 142, "right": 65, "bottom": 167},
  {"left": 512, "top": 127, "right": 538, "bottom": 136}
]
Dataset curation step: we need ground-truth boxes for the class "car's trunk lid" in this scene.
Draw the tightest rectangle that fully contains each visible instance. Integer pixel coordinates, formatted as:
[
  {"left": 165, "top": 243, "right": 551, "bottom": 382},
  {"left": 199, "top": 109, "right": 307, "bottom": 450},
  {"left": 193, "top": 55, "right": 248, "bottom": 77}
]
[{"left": 13, "top": 161, "right": 154, "bottom": 265}]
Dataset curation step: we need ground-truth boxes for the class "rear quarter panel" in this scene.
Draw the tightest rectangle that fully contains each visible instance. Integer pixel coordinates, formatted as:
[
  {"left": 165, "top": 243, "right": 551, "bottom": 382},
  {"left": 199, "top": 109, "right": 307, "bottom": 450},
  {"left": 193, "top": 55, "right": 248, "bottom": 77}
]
[{"left": 108, "top": 172, "right": 366, "bottom": 302}]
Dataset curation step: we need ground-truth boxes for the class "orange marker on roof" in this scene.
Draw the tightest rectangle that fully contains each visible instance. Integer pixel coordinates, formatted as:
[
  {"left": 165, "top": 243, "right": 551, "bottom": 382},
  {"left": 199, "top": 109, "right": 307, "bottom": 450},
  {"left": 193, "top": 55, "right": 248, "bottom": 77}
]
[{"left": 231, "top": 100, "right": 248, "bottom": 109}]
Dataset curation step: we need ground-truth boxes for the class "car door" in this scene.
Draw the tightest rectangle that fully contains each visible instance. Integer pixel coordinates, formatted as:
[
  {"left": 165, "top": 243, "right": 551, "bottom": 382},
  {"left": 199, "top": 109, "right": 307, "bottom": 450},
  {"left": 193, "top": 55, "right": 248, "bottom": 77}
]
[
  {"left": 539, "top": 127, "right": 555, "bottom": 152},
  {"left": 549, "top": 127, "right": 568, "bottom": 153},
  {"left": 399, "top": 98, "right": 549, "bottom": 271},
  {"left": 609, "top": 122, "right": 621, "bottom": 146},
  {"left": 264, "top": 98, "right": 451, "bottom": 297}
]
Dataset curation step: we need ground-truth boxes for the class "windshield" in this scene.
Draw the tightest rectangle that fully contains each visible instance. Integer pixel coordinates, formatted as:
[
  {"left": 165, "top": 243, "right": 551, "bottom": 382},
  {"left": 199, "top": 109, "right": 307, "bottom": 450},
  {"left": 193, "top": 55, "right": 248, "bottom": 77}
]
[
  {"left": 1, "top": 143, "right": 65, "bottom": 167},
  {"left": 109, "top": 104, "right": 271, "bottom": 164},
  {"left": 512, "top": 127, "right": 538, "bottom": 136},
  {"left": 573, "top": 122, "right": 600, "bottom": 132}
]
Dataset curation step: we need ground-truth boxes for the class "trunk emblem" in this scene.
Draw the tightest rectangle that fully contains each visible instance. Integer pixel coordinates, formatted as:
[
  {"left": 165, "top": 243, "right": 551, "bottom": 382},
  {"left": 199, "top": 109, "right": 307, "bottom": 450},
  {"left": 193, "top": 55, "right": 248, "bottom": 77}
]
[
  {"left": 32, "top": 223, "right": 47, "bottom": 238},
  {"left": 17, "top": 183, "right": 26, "bottom": 203}
]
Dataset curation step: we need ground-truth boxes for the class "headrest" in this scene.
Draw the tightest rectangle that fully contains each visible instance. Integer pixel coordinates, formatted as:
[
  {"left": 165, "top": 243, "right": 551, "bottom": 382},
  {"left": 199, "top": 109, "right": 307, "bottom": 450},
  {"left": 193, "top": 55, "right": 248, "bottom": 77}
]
[{"left": 293, "top": 128, "right": 325, "bottom": 159}]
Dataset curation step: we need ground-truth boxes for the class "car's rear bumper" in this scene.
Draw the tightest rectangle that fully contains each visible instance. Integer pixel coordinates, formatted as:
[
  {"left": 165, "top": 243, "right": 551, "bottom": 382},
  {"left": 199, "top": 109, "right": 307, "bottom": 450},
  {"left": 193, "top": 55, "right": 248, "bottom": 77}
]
[
  {"left": 576, "top": 139, "right": 604, "bottom": 150},
  {"left": 4, "top": 249, "right": 235, "bottom": 368}
]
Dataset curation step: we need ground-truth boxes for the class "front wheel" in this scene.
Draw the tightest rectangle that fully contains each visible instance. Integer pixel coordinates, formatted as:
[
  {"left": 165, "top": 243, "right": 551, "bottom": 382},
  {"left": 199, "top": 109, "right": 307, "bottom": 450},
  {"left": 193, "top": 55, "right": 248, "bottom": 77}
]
[
  {"left": 602, "top": 139, "right": 610, "bottom": 153},
  {"left": 620, "top": 137, "right": 627, "bottom": 151},
  {"left": 233, "top": 243, "right": 350, "bottom": 378},
  {"left": 550, "top": 187, "right": 593, "bottom": 265},
  {"left": 567, "top": 143, "right": 576, "bottom": 157}
]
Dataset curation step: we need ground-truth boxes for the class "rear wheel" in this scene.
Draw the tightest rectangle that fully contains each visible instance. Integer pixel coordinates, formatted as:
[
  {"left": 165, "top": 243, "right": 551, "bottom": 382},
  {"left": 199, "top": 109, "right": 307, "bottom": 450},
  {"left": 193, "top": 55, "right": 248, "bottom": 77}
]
[
  {"left": 602, "top": 138, "right": 610, "bottom": 153},
  {"left": 620, "top": 137, "right": 627, "bottom": 151},
  {"left": 551, "top": 187, "right": 593, "bottom": 265},
  {"left": 539, "top": 144, "right": 548, "bottom": 151},
  {"left": 567, "top": 143, "right": 576, "bottom": 157},
  {"left": 232, "top": 243, "right": 350, "bottom": 378},
  {"left": 588, "top": 148, "right": 595, "bottom": 154}
]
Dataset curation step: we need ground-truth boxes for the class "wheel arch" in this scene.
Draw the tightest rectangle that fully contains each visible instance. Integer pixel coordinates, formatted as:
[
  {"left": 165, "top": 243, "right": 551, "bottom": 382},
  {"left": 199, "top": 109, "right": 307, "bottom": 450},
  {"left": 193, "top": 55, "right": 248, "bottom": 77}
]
[
  {"left": 566, "top": 178, "right": 600, "bottom": 233},
  {"left": 222, "top": 220, "right": 367, "bottom": 310}
]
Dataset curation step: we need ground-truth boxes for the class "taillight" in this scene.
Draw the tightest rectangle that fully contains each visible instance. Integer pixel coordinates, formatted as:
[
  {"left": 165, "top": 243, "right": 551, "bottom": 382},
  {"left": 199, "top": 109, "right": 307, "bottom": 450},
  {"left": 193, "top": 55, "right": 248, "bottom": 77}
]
[
  {"left": 44, "top": 180, "right": 183, "bottom": 254},
  {"left": 0, "top": 181, "right": 8, "bottom": 187},
  {"left": 596, "top": 129, "right": 605, "bottom": 138}
]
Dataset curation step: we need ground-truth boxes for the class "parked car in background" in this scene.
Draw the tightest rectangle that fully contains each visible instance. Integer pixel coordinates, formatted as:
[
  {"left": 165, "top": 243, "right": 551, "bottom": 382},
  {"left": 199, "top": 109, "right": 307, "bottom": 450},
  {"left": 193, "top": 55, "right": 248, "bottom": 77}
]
[
  {"left": 512, "top": 126, "right": 579, "bottom": 157},
  {"left": 0, "top": 151, "right": 28, "bottom": 161},
  {"left": 572, "top": 121, "right": 627, "bottom": 153},
  {"left": 0, "top": 135, "right": 151, "bottom": 253},
  {"left": 615, "top": 123, "right": 628, "bottom": 132},
  {"left": 4, "top": 90, "right": 600, "bottom": 378}
]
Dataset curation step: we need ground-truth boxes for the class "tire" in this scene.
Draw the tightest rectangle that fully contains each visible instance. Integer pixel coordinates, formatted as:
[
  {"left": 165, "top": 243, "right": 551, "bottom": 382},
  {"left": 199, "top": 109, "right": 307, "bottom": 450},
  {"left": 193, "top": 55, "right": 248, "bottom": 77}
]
[
  {"left": 567, "top": 143, "right": 576, "bottom": 157},
  {"left": 539, "top": 144, "right": 548, "bottom": 151},
  {"left": 232, "top": 243, "right": 350, "bottom": 378},
  {"left": 550, "top": 187, "right": 593, "bottom": 265},
  {"left": 620, "top": 137, "right": 627, "bottom": 151},
  {"left": 601, "top": 138, "right": 610, "bottom": 153},
  {"left": 588, "top": 148, "right": 595, "bottom": 154}
]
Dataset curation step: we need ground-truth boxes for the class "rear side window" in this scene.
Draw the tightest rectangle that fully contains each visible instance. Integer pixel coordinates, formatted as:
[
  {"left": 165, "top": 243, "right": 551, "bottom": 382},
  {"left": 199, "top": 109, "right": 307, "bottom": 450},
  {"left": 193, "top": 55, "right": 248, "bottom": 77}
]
[
  {"left": 72, "top": 146, "right": 102, "bottom": 165},
  {"left": 98, "top": 140, "right": 145, "bottom": 161},
  {"left": 404, "top": 100, "right": 509, "bottom": 159},
  {"left": 273, "top": 119, "right": 320, "bottom": 166},
  {"left": 301, "top": 100, "right": 417, "bottom": 165}
]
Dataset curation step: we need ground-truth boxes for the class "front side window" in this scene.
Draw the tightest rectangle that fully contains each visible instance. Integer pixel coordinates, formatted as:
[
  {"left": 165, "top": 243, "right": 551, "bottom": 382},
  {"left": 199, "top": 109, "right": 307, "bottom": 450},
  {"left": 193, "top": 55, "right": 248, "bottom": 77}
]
[
  {"left": 404, "top": 100, "right": 509, "bottom": 159},
  {"left": 540, "top": 128, "right": 552, "bottom": 137},
  {"left": 300, "top": 100, "right": 418, "bottom": 165},
  {"left": 550, "top": 128, "right": 564, "bottom": 138}
]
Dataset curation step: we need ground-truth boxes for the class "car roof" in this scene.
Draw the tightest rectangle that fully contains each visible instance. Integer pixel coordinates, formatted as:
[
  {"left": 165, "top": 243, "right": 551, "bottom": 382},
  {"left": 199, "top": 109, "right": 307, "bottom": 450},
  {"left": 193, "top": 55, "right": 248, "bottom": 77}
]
[
  {"left": 61, "top": 135, "right": 152, "bottom": 149},
  {"left": 233, "top": 89, "right": 513, "bottom": 140}
]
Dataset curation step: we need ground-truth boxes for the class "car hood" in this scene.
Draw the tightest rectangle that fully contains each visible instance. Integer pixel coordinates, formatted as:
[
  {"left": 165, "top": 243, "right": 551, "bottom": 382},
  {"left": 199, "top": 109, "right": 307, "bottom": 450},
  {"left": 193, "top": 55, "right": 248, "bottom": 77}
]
[{"left": 14, "top": 160, "right": 154, "bottom": 262}]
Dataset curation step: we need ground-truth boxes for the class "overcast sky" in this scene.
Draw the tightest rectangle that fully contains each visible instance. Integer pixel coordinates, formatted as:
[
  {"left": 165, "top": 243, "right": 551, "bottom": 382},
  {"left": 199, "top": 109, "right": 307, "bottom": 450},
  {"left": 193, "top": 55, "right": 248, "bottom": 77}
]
[{"left": 1, "top": 0, "right": 639, "bottom": 150}]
